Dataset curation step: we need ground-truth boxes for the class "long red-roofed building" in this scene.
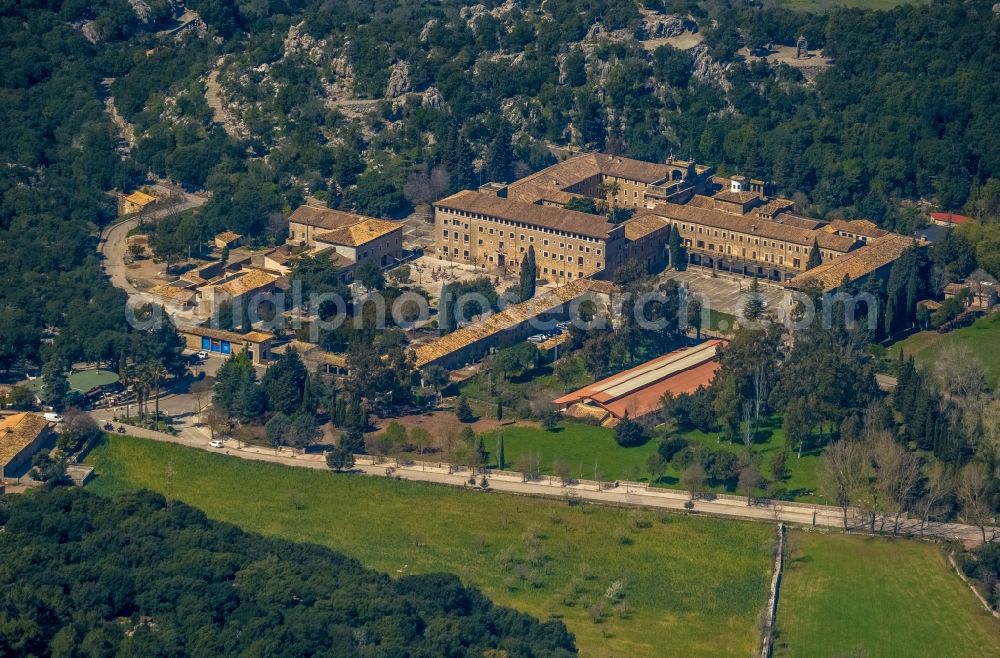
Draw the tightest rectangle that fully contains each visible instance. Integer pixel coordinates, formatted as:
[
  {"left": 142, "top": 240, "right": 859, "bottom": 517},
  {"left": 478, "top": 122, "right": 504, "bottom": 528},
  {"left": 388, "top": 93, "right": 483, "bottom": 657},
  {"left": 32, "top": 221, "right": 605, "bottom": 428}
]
[{"left": 553, "top": 340, "right": 724, "bottom": 426}]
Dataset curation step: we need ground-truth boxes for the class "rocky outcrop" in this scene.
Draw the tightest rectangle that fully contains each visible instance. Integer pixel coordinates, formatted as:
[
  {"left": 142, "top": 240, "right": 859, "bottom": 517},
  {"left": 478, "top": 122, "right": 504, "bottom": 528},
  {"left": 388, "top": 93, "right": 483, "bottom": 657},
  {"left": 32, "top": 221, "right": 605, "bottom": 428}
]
[
  {"left": 640, "top": 11, "right": 696, "bottom": 39},
  {"left": 419, "top": 18, "right": 439, "bottom": 43},
  {"left": 283, "top": 22, "right": 325, "bottom": 64},
  {"left": 421, "top": 86, "right": 444, "bottom": 109},
  {"left": 385, "top": 61, "right": 411, "bottom": 98},
  {"left": 128, "top": 0, "right": 154, "bottom": 23},
  {"left": 690, "top": 44, "right": 732, "bottom": 92},
  {"left": 460, "top": 0, "right": 520, "bottom": 30}
]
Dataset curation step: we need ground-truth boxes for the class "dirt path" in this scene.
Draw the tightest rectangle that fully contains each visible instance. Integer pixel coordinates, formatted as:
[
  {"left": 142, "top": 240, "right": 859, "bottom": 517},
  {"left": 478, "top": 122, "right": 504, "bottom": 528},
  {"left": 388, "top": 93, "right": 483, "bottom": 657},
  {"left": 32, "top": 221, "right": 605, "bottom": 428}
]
[{"left": 205, "top": 59, "right": 242, "bottom": 139}]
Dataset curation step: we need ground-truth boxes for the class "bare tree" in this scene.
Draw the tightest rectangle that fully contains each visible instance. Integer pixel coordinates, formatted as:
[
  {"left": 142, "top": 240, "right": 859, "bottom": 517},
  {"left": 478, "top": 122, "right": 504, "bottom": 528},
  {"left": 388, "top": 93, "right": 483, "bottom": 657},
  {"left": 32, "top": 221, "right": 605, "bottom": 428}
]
[
  {"left": 741, "top": 400, "right": 755, "bottom": 459},
  {"left": 913, "top": 462, "right": 953, "bottom": 537},
  {"left": 738, "top": 466, "right": 762, "bottom": 506},
  {"left": 403, "top": 165, "right": 450, "bottom": 207},
  {"left": 752, "top": 363, "right": 767, "bottom": 422},
  {"left": 553, "top": 458, "right": 572, "bottom": 486},
  {"left": 957, "top": 462, "right": 994, "bottom": 544},
  {"left": 190, "top": 378, "right": 213, "bottom": 421},
  {"left": 871, "top": 434, "right": 921, "bottom": 534},
  {"left": 818, "top": 440, "right": 865, "bottom": 531},
  {"left": 206, "top": 406, "right": 230, "bottom": 441},
  {"left": 681, "top": 463, "right": 707, "bottom": 499}
]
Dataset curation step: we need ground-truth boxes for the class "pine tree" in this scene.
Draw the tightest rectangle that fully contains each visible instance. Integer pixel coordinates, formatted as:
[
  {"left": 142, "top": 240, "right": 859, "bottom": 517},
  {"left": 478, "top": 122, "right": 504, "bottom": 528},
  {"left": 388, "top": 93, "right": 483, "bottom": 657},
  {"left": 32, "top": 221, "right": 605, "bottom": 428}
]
[
  {"left": 484, "top": 121, "right": 514, "bottom": 183},
  {"left": 614, "top": 412, "right": 648, "bottom": 447},
  {"left": 456, "top": 396, "right": 475, "bottom": 423},
  {"left": 806, "top": 239, "right": 822, "bottom": 270},
  {"left": 743, "top": 277, "right": 765, "bottom": 321},
  {"left": 341, "top": 427, "right": 366, "bottom": 455},
  {"left": 518, "top": 246, "right": 536, "bottom": 301}
]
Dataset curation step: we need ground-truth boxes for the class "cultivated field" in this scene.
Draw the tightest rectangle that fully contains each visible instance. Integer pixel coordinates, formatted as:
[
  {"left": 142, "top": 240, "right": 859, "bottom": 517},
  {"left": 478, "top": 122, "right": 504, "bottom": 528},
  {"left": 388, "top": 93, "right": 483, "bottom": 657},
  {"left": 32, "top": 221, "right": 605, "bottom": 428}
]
[
  {"left": 775, "top": 530, "right": 1000, "bottom": 657},
  {"left": 87, "top": 435, "right": 775, "bottom": 658}
]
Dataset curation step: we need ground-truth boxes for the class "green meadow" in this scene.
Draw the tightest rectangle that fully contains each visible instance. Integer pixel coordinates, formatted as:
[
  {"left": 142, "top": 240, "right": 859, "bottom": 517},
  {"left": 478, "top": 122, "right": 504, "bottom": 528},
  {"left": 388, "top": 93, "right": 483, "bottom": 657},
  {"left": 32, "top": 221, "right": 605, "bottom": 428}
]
[
  {"left": 87, "top": 434, "right": 775, "bottom": 658},
  {"left": 776, "top": 530, "right": 1000, "bottom": 657}
]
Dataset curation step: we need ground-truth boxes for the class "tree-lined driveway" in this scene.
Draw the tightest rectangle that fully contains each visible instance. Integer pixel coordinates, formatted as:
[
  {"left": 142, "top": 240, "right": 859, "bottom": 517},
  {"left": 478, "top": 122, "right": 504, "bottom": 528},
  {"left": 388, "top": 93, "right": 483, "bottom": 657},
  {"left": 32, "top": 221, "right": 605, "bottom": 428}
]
[{"left": 87, "top": 414, "right": 995, "bottom": 548}]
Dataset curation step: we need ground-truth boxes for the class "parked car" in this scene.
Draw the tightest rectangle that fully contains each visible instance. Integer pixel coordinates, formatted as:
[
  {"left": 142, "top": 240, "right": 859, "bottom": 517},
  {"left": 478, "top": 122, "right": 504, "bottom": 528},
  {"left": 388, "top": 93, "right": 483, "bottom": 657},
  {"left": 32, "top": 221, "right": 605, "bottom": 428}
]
[
  {"left": 209, "top": 440, "right": 224, "bottom": 448},
  {"left": 527, "top": 334, "right": 546, "bottom": 343},
  {"left": 43, "top": 412, "right": 63, "bottom": 423},
  {"left": 195, "top": 350, "right": 209, "bottom": 360}
]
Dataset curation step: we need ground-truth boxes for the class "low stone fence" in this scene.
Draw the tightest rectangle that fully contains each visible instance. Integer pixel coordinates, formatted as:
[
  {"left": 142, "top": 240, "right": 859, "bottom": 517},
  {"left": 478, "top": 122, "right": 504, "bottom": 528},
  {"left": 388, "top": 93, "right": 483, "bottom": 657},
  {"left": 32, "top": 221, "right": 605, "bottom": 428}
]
[{"left": 760, "top": 523, "right": 786, "bottom": 658}]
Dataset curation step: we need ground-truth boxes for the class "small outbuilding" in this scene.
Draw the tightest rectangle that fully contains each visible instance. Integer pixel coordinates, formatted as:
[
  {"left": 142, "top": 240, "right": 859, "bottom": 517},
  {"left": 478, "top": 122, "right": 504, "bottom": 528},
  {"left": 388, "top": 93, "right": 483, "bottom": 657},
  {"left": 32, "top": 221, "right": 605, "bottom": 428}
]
[
  {"left": 120, "top": 190, "right": 157, "bottom": 216},
  {"left": 0, "top": 413, "right": 53, "bottom": 480},
  {"left": 214, "top": 231, "right": 243, "bottom": 250}
]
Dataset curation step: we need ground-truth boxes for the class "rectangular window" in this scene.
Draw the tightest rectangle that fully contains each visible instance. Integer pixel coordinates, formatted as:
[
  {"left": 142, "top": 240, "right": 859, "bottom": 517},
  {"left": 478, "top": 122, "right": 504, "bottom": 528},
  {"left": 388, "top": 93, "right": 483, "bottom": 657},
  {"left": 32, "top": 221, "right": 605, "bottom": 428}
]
[{"left": 442, "top": 230, "right": 449, "bottom": 238}]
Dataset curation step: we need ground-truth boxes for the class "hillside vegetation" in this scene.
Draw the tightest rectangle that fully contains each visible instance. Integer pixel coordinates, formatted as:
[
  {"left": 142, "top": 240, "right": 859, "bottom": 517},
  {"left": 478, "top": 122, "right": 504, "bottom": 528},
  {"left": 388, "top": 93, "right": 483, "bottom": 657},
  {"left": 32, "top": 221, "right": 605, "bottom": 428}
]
[
  {"left": 0, "top": 488, "right": 576, "bottom": 656},
  {"left": 86, "top": 434, "right": 776, "bottom": 657},
  {"left": 2, "top": 0, "right": 1000, "bottom": 368}
]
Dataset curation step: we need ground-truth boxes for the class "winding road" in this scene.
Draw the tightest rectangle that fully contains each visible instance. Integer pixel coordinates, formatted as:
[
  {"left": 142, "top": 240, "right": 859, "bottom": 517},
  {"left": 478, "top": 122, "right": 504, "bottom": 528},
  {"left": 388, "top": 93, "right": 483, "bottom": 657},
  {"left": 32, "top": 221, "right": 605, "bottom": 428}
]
[{"left": 98, "top": 184, "right": 207, "bottom": 295}]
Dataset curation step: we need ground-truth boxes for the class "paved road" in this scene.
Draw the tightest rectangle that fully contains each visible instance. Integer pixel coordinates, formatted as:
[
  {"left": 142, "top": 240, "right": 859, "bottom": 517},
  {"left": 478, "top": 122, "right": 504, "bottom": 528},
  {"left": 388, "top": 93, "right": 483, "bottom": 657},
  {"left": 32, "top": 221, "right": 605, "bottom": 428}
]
[
  {"left": 98, "top": 186, "right": 207, "bottom": 295},
  {"left": 88, "top": 412, "right": 995, "bottom": 548}
]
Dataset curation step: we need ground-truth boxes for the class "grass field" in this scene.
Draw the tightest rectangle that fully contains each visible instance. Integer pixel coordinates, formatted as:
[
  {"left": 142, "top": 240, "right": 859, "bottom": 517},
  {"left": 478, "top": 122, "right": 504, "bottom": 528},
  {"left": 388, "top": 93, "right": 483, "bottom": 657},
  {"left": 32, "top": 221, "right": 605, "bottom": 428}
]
[
  {"left": 481, "top": 418, "right": 824, "bottom": 502},
  {"left": 888, "top": 312, "right": 1000, "bottom": 386},
  {"left": 86, "top": 435, "right": 775, "bottom": 658},
  {"left": 776, "top": 530, "right": 1000, "bottom": 657}
]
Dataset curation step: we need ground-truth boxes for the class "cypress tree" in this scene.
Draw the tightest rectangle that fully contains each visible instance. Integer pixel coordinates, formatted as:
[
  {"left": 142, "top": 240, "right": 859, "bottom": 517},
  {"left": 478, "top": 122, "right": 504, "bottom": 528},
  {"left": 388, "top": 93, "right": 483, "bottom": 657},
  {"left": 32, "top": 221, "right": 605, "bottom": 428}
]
[
  {"left": 668, "top": 224, "right": 684, "bottom": 270},
  {"left": 806, "top": 239, "right": 822, "bottom": 270},
  {"left": 496, "top": 398, "right": 503, "bottom": 421},
  {"left": 497, "top": 433, "right": 505, "bottom": 470},
  {"left": 518, "top": 246, "right": 536, "bottom": 301}
]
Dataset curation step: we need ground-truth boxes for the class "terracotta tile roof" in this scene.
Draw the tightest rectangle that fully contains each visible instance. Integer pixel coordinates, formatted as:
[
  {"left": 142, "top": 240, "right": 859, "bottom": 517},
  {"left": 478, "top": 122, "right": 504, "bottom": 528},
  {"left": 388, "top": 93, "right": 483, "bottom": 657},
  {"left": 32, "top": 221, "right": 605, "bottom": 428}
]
[
  {"left": 578, "top": 279, "right": 619, "bottom": 295},
  {"left": 755, "top": 198, "right": 796, "bottom": 217},
  {"left": 623, "top": 214, "right": 670, "bottom": 241},
  {"left": 215, "top": 231, "right": 242, "bottom": 243},
  {"left": 180, "top": 326, "right": 274, "bottom": 344},
  {"left": 788, "top": 234, "right": 918, "bottom": 291},
  {"left": 604, "top": 360, "right": 720, "bottom": 419},
  {"left": 0, "top": 413, "right": 50, "bottom": 471},
  {"left": 593, "top": 153, "right": 673, "bottom": 184},
  {"left": 123, "top": 190, "right": 156, "bottom": 206},
  {"left": 553, "top": 341, "right": 724, "bottom": 419},
  {"left": 314, "top": 218, "right": 401, "bottom": 247},
  {"left": 644, "top": 204, "right": 858, "bottom": 251},
  {"left": 147, "top": 283, "right": 197, "bottom": 305},
  {"left": 288, "top": 205, "right": 374, "bottom": 230},
  {"left": 434, "top": 190, "right": 616, "bottom": 240},
  {"left": 767, "top": 213, "right": 825, "bottom": 230},
  {"left": 210, "top": 270, "right": 279, "bottom": 297},
  {"left": 825, "top": 219, "right": 888, "bottom": 239},
  {"left": 943, "top": 283, "right": 969, "bottom": 295},
  {"left": 282, "top": 340, "right": 348, "bottom": 368},
  {"left": 713, "top": 190, "right": 760, "bottom": 204},
  {"left": 412, "top": 279, "right": 596, "bottom": 368},
  {"left": 930, "top": 212, "right": 972, "bottom": 225}
]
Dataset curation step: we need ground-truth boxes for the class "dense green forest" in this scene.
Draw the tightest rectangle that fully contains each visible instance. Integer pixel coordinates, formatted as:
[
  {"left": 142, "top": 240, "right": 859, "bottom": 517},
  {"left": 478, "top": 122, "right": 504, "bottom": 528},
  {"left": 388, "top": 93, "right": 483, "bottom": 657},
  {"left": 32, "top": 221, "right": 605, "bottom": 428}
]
[
  {"left": 0, "top": 488, "right": 576, "bottom": 656},
  {"left": 1, "top": 0, "right": 999, "bottom": 368}
]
